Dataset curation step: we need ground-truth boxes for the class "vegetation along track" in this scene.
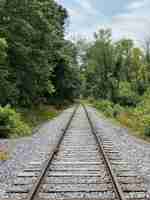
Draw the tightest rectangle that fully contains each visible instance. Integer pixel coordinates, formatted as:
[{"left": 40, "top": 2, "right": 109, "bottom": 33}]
[{"left": 4, "top": 105, "right": 147, "bottom": 200}]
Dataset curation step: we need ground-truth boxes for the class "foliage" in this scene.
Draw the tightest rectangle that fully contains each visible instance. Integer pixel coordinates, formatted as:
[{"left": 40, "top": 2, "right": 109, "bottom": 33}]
[
  {"left": 117, "top": 81, "right": 140, "bottom": 106},
  {"left": 18, "top": 105, "right": 59, "bottom": 128},
  {"left": 94, "top": 100, "right": 113, "bottom": 112},
  {"left": 82, "top": 28, "right": 150, "bottom": 105},
  {"left": 94, "top": 100, "right": 113, "bottom": 117},
  {"left": 83, "top": 29, "right": 116, "bottom": 100},
  {"left": 81, "top": 28, "right": 150, "bottom": 139},
  {"left": 93, "top": 100, "right": 124, "bottom": 118},
  {"left": 0, "top": 106, "right": 31, "bottom": 138},
  {"left": 51, "top": 40, "right": 81, "bottom": 104},
  {"left": 144, "top": 125, "right": 150, "bottom": 137},
  {"left": 0, "top": 38, "right": 17, "bottom": 105},
  {"left": 0, "top": 0, "right": 80, "bottom": 138},
  {"left": 93, "top": 96, "right": 150, "bottom": 138},
  {"left": 0, "top": 104, "right": 60, "bottom": 138},
  {"left": 113, "top": 104, "right": 125, "bottom": 118},
  {"left": 0, "top": 0, "right": 80, "bottom": 107}
]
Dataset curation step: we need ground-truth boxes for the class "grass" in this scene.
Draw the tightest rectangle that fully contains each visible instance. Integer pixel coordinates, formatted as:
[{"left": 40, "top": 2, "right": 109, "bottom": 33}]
[
  {"left": 0, "top": 104, "right": 61, "bottom": 139},
  {"left": 91, "top": 100, "right": 150, "bottom": 143},
  {"left": 0, "top": 102, "right": 73, "bottom": 139},
  {"left": 116, "top": 112, "right": 150, "bottom": 143},
  {"left": 17, "top": 105, "right": 61, "bottom": 131},
  {"left": 93, "top": 105, "right": 150, "bottom": 143}
]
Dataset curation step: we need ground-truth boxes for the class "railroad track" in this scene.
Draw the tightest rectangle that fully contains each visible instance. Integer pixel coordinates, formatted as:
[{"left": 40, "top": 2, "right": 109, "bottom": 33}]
[{"left": 4, "top": 105, "right": 147, "bottom": 200}]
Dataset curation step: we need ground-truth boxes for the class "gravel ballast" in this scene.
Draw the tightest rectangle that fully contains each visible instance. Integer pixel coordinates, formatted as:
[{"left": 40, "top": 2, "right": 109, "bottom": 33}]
[
  {"left": 88, "top": 106, "right": 150, "bottom": 196},
  {"left": 0, "top": 107, "right": 74, "bottom": 197},
  {"left": 0, "top": 105, "right": 150, "bottom": 198}
]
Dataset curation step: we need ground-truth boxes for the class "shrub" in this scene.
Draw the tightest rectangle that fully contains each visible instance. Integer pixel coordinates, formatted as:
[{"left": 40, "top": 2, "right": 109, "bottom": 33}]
[
  {"left": 144, "top": 126, "right": 150, "bottom": 137},
  {"left": 141, "top": 115, "right": 150, "bottom": 137},
  {"left": 93, "top": 100, "right": 115, "bottom": 117},
  {"left": 117, "top": 81, "right": 140, "bottom": 106},
  {"left": 94, "top": 100, "right": 125, "bottom": 118},
  {"left": 19, "top": 105, "right": 59, "bottom": 128},
  {"left": 0, "top": 106, "right": 31, "bottom": 138},
  {"left": 92, "top": 86, "right": 150, "bottom": 140},
  {"left": 103, "top": 106, "right": 114, "bottom": 117},
  {"left": 113, "top": 104, "right": 125, "bottom": 118},
  {"left": 87, "top": 97, "right": 95, "bottom": 104},
  {"left": 94, "top": 100, "right": 114, "bottom": 112},
  {"left": 118, "top": 107, "right": 150, "bottom": 137},
  {"left": 93, "top": 98, "right": 150, "bottom": 139}
]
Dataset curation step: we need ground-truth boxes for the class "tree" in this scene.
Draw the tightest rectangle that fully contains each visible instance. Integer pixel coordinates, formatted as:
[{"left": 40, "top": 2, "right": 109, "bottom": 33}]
[
  {"left": 82, "top": 29, "right": 150, "bottom": 106},
  {"left": 0, "top": 0, "right": 69, "bottom": 106},
  {"left": 0, "top": 38, "right": 17, "bottom": 105},
  {"left": 83, "top": 29, "right": 116, "bottom": 100},
  {"left": 51, "top": 40, "right": 81, "bottom": 104},
  {"left": 144, "top": 37, "right": 150, "bottom": 64}
]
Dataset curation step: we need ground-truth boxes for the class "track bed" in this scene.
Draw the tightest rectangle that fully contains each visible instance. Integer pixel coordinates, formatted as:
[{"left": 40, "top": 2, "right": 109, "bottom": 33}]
[{"left": 3, "top": 105, "right": 147, "bottom": 200}]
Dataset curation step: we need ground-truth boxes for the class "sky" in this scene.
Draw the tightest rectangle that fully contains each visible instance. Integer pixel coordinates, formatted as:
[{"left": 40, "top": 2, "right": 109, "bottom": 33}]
[{"left": 56, "top": 0, "right": 150, "bottom": 43}]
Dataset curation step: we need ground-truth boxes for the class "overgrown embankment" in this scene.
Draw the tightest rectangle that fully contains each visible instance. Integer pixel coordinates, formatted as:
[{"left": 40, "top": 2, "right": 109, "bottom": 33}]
[
  {"left": 92, "top": 90, "right": 150, "bottom": 141},
  {"left": 0, "top": 105, "right": 60, "bottom": 138}
]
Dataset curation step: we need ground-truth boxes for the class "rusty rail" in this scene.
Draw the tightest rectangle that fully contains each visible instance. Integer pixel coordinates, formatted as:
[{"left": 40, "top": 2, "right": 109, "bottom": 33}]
[
  {"left": 82, "top": 104, "right": 126, "bottom": 200},
  {"left": 25, "top": 104, "right": 79, "bottom": 200}
]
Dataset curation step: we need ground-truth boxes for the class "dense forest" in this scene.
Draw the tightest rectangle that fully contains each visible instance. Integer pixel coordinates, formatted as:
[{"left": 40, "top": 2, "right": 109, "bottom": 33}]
[
  {"left": 0, "top": 0, "right": 80, "bottom": 137},
  {"left": 0, "top": 0, "right": 150, "bottom": 139},
  {"left": 0, "top": 0, "right": 80, "bottom": 107}
]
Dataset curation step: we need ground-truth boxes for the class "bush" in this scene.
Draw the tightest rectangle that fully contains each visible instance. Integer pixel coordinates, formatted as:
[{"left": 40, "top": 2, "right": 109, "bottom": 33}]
[
  {"left": 144, "top": 126, "right": 150, "bottom": 137},
  {"left": 18, "top": 105, "right": 59, "bottom": 129},
  {"left": 92, "top": 87, "right": 150, "bottom": 140},
  {"left": 141, "top": 115, "right": 150, "bottom": 137},
  {"left": 94, "top": 100, "right": 114, "bottom": 117},
  {"left": 117, "top": 81, "right": 140, "bottom": 106},
  {"left": 113, "top": 104, "right": 125, "bottom": 118},
  {"left": 93, "top": 97, "right": 150, "bottom": 139},
  {"left": 0, "top": 106, "right": 31, "bottom": 138},
  {"left": 94, "top": 100, "right": 125, "bottom": 118},
  {"left": 87, "top": 97, "right": 95, "bottom": 104},
  {"left": 103, "top": 106, "right": 114, "bottom": 117},
  {"left": 117, "top": 107, "right": 150, "bottom": 137},
  {"left": 94, "top": 100, "right": 114, "bottom": 112}
]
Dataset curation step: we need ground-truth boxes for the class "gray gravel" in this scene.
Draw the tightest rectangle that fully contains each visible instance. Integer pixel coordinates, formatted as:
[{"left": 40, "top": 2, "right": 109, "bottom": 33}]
[
  {"left": 0, "top": 107, "right": 74, "bottom": 197},
  {"left": 37, "top": 106, "right": 113, "bottom": 199},
  {"left": 88, "top": 106, "right": 150, "bottom": 195},
  {"left": 1, "top": 105, "right": 150, "bottom": 198}
]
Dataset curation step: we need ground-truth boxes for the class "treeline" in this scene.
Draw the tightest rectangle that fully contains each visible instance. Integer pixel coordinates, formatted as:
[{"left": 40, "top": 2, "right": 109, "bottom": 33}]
[
  {"left": 82, "top": 29, "right": 150, "bottom": 105},
  {"left": 0, "top": 0, "right": 80, "bottom": 107},
  {"left": 81, "top": 29, "right": 150, "bottom": 138}
]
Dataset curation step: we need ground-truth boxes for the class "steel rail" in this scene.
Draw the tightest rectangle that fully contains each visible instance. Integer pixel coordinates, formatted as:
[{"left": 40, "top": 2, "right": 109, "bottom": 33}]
[
  {"left": 24, "top": 104, "right": 79, "bottom": 200},
  {"left": 82, "top": 104, "right": 126, "bottom": 200}
]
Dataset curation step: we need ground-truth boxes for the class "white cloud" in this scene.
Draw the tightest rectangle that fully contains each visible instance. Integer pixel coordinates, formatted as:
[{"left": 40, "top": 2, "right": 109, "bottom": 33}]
[
  {"left": 62, "top": 0, "right": 107, "bottom": 41},
  {"left": 56, "top": 0, "right": 150, "bottom": 44},
  {"left": 97, "top": 0, "right": 150, "bottom": 43},
  {"left": 67, "top": 8, "right": 79, "bottom": 18},
  {"left": 127, "top": 0, "right": 149, "bottom": 10},
  {"left": 75, "top": 0, "right": 99, "bottom": 15},
  {"left": 107, "top": 0, "right": 150, "bottom": 43}
]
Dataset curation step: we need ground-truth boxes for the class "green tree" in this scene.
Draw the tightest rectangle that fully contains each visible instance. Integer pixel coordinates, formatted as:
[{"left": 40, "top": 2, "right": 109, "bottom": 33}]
[
  {"left": 84, "top": 29, "right": 116, "bottom": 100},
  {"left": 82, "top": 29, "right": 150, "bottom": 106},
  {"left": 0, "top": 38, "right": 17, "bottom": 105},
  {"left": 52, "top": 40, "right": 81, "bottom": 104},
  {"left": 0, "top": 0, "right": 68, "bottom": 106}
]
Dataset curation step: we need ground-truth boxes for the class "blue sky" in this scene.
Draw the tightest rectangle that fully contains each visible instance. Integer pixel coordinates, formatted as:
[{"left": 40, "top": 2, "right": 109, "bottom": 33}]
[{"left": 56, "top": 0, "right": 150, "bottom": 43}]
